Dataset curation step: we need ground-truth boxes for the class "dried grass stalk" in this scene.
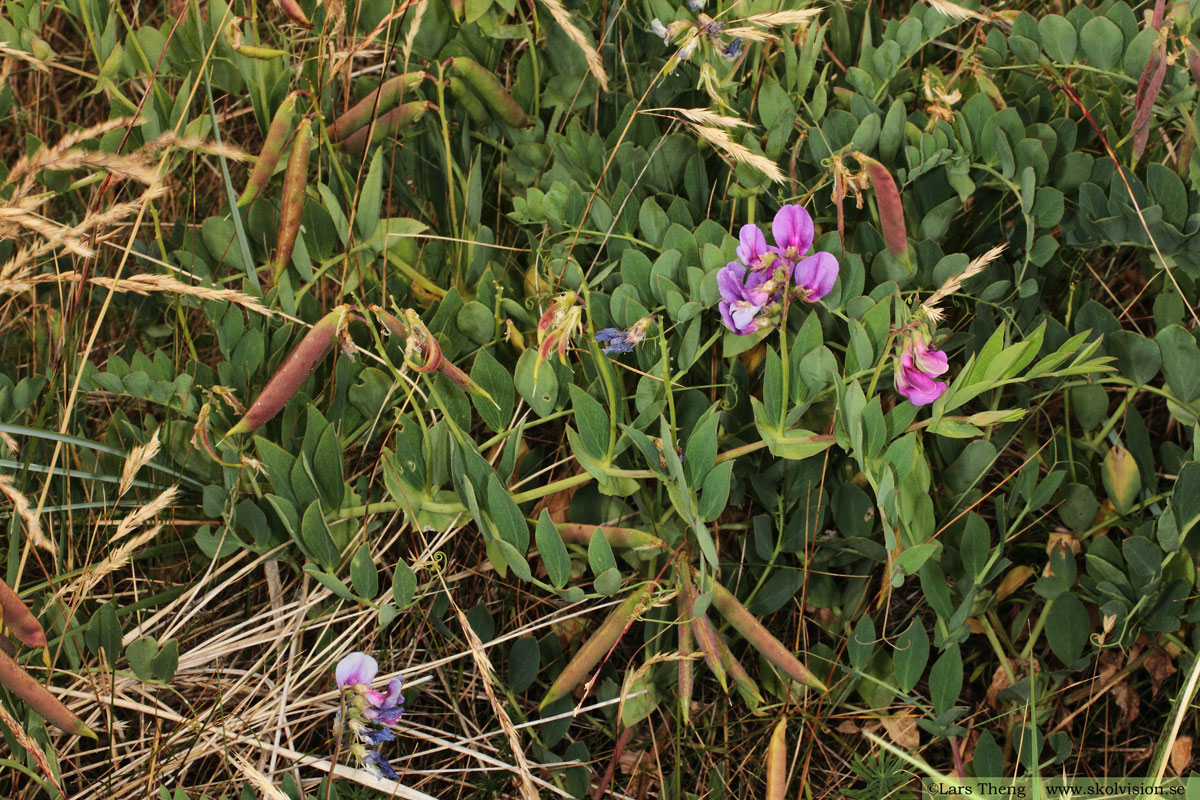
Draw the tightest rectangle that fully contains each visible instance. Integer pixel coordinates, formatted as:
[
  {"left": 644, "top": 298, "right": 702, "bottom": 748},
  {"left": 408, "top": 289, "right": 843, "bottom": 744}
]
[
  {"left": 0, "top": 475, "right": 55, "bottom": 556},
  {"left": 671, "top": 107, "right": 750, "bottom": 129},
  {"left": 111, "top": 487, "right": 177, "bottom": 543},
  {"left": 538, "top": 0, "right": 609, "bottom": 91},
  {"left": 64, "top": 524, "right": 163, "bottom": 603},
  {"left": 118, "top": 428, "right": 161, "bottom": 498},
  {"left": 922, "top": 244, "right": 1004, "bottom": 322},
  {"left": 688, "top": 124, "right": 785, "bottom": 183}
]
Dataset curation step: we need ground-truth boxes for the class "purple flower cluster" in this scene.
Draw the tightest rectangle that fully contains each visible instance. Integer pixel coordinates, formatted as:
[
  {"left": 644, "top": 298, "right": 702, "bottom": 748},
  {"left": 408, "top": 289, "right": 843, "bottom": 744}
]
[
  {"left": 336, "top": 652, "right": 404, "bottom": 780},
  {"left": 894, "top": 330, "right": 949, "bottom": 406},
  {"left": 718, "top": 205, "right": 839, "bottom": 335}
]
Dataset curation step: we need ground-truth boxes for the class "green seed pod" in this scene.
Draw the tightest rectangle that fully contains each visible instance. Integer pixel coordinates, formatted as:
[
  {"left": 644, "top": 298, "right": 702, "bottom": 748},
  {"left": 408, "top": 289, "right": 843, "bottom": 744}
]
[
  {"left": 540, "top": 585, "right": 651, "bottom": 709},
  {"left": 329, "top": 72, "right": 428, "bottom": 142},
  {"left": 227, "top": 305, "right": 347, "bottom": 436},
  {"left": 1102, "top": 444, "right": 1142, "bottom": 514},
  {"left": 714, "top": 625, "right": 764, "bottom": 708},
  {"left": 234, "top": 43, "right": 290, "bottom": 59},
  {"left": 238, "top": 91, "right": 299, "bottom": 208},
  {"left": 682, "top": 573, "right": 727, "bottom": 691},
  {"left": 277, "top": 0, "right": 312, "bottom": 27},
  {"left": 863, "top": 157, "right": 908, "bottom": 262},
  {"left": 555, "top": 524, "right": 666, "bottom": 551},
  {"left": 340, "top": 100, "right": 432, "bottom": 154},
  {"left": 274, "top": 120, "right": 311, "bottom": 279},
  {"left": 0, "top": 648, "right": 96, "bottom": 738},
  {"left": 448, "top": 57, "right": 533, "bottom": 128},
  {"left": 0, "top": 578, "right": 45, "bottom": 647},
  {"left": 710, "top": 581, "right": 826, "bottom": 691},
  {"left": 447, "top": 76, "right": 490, "bottom": 125}
]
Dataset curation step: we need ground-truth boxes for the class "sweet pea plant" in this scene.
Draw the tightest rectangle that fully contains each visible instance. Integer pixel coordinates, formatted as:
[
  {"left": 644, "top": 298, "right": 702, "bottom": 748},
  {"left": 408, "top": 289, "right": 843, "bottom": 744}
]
[{"left": 5, "top": 0, "right": 1200, "bottom": 795}]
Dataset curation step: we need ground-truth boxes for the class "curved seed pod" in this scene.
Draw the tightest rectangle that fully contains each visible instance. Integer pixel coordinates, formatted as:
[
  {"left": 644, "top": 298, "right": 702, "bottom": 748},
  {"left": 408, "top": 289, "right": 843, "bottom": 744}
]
[
  {"left": 714, "top": 626, "right": 764, "bottom": 707},
  {"left": 0, "top": 649, "right": 96, "bottom": 738},
  {"left": 862, "top": 156, "right": 908, "bottom": 261},
  {"left": 227, "top": 306, "right": 348, "bottom": 436},
  {"left": 448, "top": 57, "right": 533, "bottom": 128},
  {"left": 234, "top": 44, "right": 290, "bottom": 59},
  {"left": 676, "top": 588, "right": 694, "bottom": 726},
  {"left": 277, "top": 0, "right": 312, "bottom": 27},
  {"left": 329, "top": 72, "right": 428, "bottom": 142},
  {"left": 447, "top": 77, "right": 490, "bottom": 125},
  {"left": 710, "top": 581, "right": 826, "bottom": 691},
  {"left": 681, "top": 572, "right": 727, "bottom": 691},
  {"left": 540, "top": 585, "right": 652, "bottom": 709},
  {"left": 0, "top": 579, "right": 45, "bottom": 647},
  {"left": 766, "top": 717, "right": 789, "bottom": 800},
  {"left": 555, "top": 524, "right": 666, "bottom": 551},
  {"left": 238, "top": 91, "right": 299, "bottom": 208},
  {"left": 274, "top": 120, "right": 311, "bottom": 280},
  {"left": 341, "top": 100, "right": 432, "bottom": 154}
]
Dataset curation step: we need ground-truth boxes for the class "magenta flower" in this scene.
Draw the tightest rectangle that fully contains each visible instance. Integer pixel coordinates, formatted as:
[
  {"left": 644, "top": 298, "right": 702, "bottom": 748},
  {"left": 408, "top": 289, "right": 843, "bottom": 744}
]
[
  {"left": 793, "top": 252, "right": 838, "bottom": 302},
  {"left": 771, "top": 204, "right": 814, "bottom": 263},
  {"left": 894, "top": 331, "right": 949, "bottom": 407},
  {"left": 717, "top": 262, "right": 772, "bottom": 335},
  {"left": 737, "top": 224, "right": 770, "bottom": 269},
  {"left": 718, "top": 204, "right": 838, "bottom": 335}
]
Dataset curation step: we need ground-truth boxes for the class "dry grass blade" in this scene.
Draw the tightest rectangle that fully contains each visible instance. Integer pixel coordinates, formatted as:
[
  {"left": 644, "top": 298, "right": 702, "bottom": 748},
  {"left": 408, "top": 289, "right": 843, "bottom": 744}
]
[
  {"left": 925, "top": 0, "right": 990, "bottom": 22},
  {"left": 5, "top": 117, "right": 141, "bottom": 189},
  {"left": 669, "top": 107, "right": 750, "bottom": 128},
  {"left": 922, "top": 243, "right": 1004, "bottom": 321},
  {"left": 0, "top": 208, "right": 95, "bottom": 257},
  {"left": 118, "top": 428, "right": 161, "bottom": 498},
  {"left": 538, "top": 0, "right": 609, "bottom": 91},
  {"left": 61, "top": 524, "right": 163, "bottom": 604},
  {"left": 229, "top": 752, "right": 290, "bottom": 800},
  {"left": 0, "top": 698, "right": 66, "bottom": 795},
  {"left": 144, "top": 132, "right": 250, "bottom": 161},
  {"left": 688, "top": 124, "right": 785, "bottom": 183},
  {"left": 111, "top": 486, "right": 177, "bottom": 542},
  {"left": 0, "top": 475, "right": 55, "bottom": 556},
  {"left": 741, "top": 9, "right": 823, "bottom": 26},
  {"left": 450, "top": 595, "right": 540, "bottom": 800},
  {"left": 88, "top": 272, "right": 272, "bottom": 316}
]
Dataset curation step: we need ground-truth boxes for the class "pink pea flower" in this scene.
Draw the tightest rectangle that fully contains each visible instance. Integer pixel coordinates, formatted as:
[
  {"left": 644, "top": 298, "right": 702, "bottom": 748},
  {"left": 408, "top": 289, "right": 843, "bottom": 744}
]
[{"left": 894, "top": 330, "right": 949, "bottom": 407}]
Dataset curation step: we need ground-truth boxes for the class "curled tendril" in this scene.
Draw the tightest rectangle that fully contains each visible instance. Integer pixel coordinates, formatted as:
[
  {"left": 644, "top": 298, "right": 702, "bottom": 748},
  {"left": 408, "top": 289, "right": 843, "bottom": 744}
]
[{"left": 425, "top": 551, "right": 448, "bottom": 576}]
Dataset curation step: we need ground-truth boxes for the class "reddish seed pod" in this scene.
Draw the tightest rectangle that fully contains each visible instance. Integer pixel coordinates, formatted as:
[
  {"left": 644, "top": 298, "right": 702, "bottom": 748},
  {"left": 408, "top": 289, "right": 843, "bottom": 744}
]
[
  {"left": 227, "top": 306, "right": 348, "bottom": 436},
  {"left": 1132, "top": 49, "right": 1167, "bottom": 162},
  {"left": 448, "top": 57, "right": 534, "bottom": 129},
  {"left": 540, "top": 585, "right": 651, "bottom": 709},
  {"left": 238, "top": 91, "right": 300, "bottom": 208},
  {"left": 0, "top": 649, "right": 96, "bottom": 738},
  {"left": 677, "top": 588, "right": 694, "bottom": 726},
  {"left": 710, "top": 581, "right": 826, "bottom": 691},
  {"left": 329, "top": 72, "right": 428, "bottom": 142},
  {"left": 681, "top": 572, "right": 727, "bottom": 690},
  {"left": 277, "top": 0, "right": 312, "bottom": 27},
  {"left": 0, "top": 579, "right": 45, "bottom": 647},
  {"left": 340, "top": 100, "right": 433, "bottom": 154},
  {"left": 863, "top": 157, "right": 908, "bottom": 261},
  {"left": 274, "top": 120, "right": 311, "bottom": 280}
]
